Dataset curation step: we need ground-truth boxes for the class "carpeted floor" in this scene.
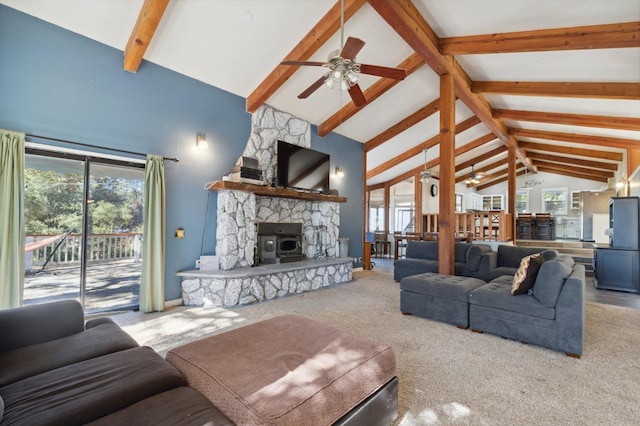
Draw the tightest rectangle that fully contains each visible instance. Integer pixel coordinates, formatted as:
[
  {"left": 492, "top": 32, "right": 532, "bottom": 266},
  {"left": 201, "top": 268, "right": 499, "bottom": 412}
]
[{"left": 109, "top": 268, "right": 640, "bottom": 425}]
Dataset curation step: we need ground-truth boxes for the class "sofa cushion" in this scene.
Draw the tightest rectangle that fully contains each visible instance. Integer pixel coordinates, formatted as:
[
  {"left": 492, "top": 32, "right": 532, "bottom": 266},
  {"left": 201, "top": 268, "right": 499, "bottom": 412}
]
[
  {"left": 393, "top": 258, "right": 439, "bottom": 281},
  {"left": 86, "top": 387, "right": 233, "bottom": 426},
  {"left": 468, "top": 278, "right": 556, "bottom": 320},
  {"left": 0, "top": 319, "right": 139, "bottom": 387},
  {"left": 0, "top": 346, "right": 185, "bottom": 425},
  {"left": 406, "top": 240, "right": 438, "bottom": 259},
  {"left": 0, "top": 299, "right": 84, "bottom": 354},
  {"left": 466, "top": 244, "right": 492, "bottom": 271},
  {"left": 497, "top": 245, "right": 544, "bottom": 268},
  {"left": 511, "top": 253, "right": 544, "bottom": 295},
  {"left": 533, "top": 255, "right": 575, "bottom": 307},
  {"left": 540, "top": 249, "right": 559, "bottom": 261},
  {"left": 401, "top": 273, "right": 486, "bottom": 301}
]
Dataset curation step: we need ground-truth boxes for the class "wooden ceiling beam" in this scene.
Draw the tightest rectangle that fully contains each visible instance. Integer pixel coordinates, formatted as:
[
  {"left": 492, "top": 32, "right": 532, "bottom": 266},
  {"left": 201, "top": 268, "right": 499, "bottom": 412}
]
[
  {"left": 510, "top": 128, "right": 640, "bottom": 149},
  {"left": 364, "top": 97, "right": 440, "bottom": 152},
  {"left": 518, "top": 141, "right": 623, "bottom": 161},
  {"left": 123, "top": 0, "right": 171, "bottom": 73},
  {"left": 366, "top": 116, "right": 479, "bottom": 180},
  {"left": 494, "top": 109, "right": 640, "bottom": 131},
  {"left": 532, "top": 159, "right": 614, "bottom": 179},
  {"left": 476, "top": 169, "right": 527, "bottom": 191},
  {"left": 367, "top": 0, "right": 520, "bottom": 153},
  {"left": 455, "top": 146, "right": 508, "bottom": 171},
  {"left": 456, "top": 158, "right": 507, "bottom": 183},
  {"left": 526, "top": 151, "right": 618, "bottom": 171},
  {"left": 246, "top": 0, "right": 366, "bottom": 113},
  {"left": 467, "top": 166, "right": 523, "bottom": 188},
  {"left": 382, "top": 130, "right": 496, "bottom": 186},
  {"left": 440, "top": 21, "right": 640, "bottom": 55},
  {"left": 455, "top": 133, "right": 498, "bottom": 157},
  {"left": 536, "top": 166, "right": 609, "bottom": 183},
  {"left": 472, "top": 81, "right": 640, "bottom": 100},
  {"left": 318, "top": 53, "right": 424, "bottom": 136}
]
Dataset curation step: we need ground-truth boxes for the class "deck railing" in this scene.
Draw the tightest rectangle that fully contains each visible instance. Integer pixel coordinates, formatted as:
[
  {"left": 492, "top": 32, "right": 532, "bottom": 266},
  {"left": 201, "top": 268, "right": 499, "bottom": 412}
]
[
  {"left": 25, "top": 233, "right": 142, "bottom": 270},
  {"left": 423, "top": 211, "right": 513, "bottom": 242}
]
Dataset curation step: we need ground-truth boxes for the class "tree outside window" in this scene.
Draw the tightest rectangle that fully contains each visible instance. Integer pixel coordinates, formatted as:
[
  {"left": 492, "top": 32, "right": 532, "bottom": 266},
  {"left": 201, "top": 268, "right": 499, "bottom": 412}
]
[
  {"left": 542, "top": 188, "right": 568, "bottom": 215},
  {"left": 515, "top": 190, "right": 529, "bottom": 213}
]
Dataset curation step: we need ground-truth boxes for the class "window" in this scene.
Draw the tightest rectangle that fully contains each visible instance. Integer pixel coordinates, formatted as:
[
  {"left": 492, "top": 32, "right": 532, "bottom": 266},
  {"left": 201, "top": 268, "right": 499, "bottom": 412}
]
[
  {"left": 515, "top": 190, "right": 529, "bottom": 213},
  {"left": 542, "top": 188, "right": 568, "bottom": 215},
  {"left": 455, "top": 194, "right": 463, "bottom": 212}
]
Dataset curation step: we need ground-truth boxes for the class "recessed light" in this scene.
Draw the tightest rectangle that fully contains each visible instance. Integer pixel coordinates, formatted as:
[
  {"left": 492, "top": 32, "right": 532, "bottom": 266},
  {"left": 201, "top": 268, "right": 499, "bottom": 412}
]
[{"left": 239, "top": 10, "right": 252, "bottom": 24}]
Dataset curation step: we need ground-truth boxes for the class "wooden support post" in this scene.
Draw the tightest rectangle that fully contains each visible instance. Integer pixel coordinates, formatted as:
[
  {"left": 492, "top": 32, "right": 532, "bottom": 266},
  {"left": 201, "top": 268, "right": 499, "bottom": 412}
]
[
  {"left": 508, "top": 147, "right": 516, "bottom": 242},
  {"left": 439, "top": 73, "right": 456, "bottom": 275},
  {"left": 414, "top": 172, "right": 423, "bottom": 235}
]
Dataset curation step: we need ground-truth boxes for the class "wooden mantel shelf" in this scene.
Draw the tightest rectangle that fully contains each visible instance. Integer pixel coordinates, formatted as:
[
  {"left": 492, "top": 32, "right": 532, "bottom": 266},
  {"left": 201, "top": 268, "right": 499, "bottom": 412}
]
[{"left": 209, "top": 180, "right": 347, "bottom": 203}]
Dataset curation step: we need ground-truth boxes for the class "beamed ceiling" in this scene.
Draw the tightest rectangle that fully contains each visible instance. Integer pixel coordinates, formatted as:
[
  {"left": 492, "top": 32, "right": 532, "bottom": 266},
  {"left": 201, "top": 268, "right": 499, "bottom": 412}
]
[{"left": 4, "top": 0, "right": 639, "bottom": 190}]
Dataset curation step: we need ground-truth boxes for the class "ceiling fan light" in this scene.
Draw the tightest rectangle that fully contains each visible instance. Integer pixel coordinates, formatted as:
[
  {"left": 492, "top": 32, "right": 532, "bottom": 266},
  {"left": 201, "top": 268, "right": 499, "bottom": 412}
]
[
  {"left": 332, "top": 69, "right": 343, "bottom": 80},
  {"left": 340, "top": 79, "right": 349, "bottom": 91},
  {"left": 346, "top": 70, "right": 358, "bottom": 83},
  {"left": 325, "top": 77, "right": 335, "bottom": 89}
]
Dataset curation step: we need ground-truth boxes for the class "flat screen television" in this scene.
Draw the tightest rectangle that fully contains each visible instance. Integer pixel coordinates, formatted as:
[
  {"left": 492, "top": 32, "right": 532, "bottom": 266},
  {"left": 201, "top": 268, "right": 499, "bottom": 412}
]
[{"left": 277, "top": 140, "right": 330, "bottom": 193}]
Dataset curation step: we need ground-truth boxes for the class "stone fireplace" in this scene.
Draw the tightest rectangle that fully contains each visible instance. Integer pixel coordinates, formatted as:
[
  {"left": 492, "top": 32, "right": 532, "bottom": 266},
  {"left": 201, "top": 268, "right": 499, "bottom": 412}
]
[
  {"left": 178, "top": 105, "right": 352, "bottom": 307},
  {"left": 215, "top": 104, "right": 340, "bottom": 271}
]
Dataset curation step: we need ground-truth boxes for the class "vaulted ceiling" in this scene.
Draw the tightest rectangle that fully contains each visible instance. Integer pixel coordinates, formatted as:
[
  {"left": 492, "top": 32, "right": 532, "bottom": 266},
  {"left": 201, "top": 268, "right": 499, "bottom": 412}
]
[{"left": 4, "top": 0, "right": 639, "bottom": 190}]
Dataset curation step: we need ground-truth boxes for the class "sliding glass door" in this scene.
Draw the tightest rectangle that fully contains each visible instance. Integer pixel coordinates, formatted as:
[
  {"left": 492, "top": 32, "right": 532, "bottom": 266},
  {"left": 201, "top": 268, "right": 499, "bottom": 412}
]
[{"left": 23, "top": 151, "right": 144, "bottom": 313}]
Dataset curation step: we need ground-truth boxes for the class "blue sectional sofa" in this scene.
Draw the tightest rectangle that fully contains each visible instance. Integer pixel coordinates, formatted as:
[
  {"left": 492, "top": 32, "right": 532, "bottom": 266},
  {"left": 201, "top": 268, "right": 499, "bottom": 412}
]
[
  {"left": 393, "top": 240, "right": 492, "bottom": 281},
  {"left": 400, "top": 246, "right": 586, "bottom": 357}
]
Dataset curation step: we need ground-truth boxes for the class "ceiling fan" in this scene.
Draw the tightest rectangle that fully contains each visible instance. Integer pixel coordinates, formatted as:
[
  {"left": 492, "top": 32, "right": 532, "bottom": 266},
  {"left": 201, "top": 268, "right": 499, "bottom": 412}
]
[
  {"left": 464, "top": 165, "right": 486, "bottom": 185},
  {"left": 280, "top": 0, "right": 407, "bottom": 107}
]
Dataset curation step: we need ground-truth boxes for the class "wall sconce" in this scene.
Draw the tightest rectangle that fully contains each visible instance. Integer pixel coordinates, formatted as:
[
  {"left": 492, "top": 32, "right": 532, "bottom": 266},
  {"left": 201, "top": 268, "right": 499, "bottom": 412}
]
[
  {"left": 335, "top": 167, "right": 344, "bottom": 178},
  {"left": 196, "top": 134, "right": 208, "bottom": 150}
]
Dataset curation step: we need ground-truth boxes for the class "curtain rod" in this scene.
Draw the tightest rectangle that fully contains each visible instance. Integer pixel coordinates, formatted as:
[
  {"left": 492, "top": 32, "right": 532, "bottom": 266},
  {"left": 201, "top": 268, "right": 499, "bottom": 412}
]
[{"left": 25, "top": 133, "right": 179, "bottom": 163}]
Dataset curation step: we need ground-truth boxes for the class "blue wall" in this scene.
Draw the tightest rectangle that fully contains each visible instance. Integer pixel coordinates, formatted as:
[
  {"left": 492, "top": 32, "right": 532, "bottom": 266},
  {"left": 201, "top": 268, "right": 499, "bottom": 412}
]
[{"left": 0, "top": 5, "right": 364, "bottom": 302}]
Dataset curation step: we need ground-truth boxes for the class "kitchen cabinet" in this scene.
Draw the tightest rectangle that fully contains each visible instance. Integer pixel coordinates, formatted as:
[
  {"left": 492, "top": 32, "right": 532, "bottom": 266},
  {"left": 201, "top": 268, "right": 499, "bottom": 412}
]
[
  {"left": 465, "top": 193, "right": 482, "bottom": 211},
  {"left": 482, "top": 195, "right": 503, "bottom": 210}
]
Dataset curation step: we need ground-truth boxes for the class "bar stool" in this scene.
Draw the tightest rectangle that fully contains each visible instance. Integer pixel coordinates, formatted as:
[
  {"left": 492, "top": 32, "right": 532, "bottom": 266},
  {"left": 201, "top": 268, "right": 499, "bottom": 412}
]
[
  {"left": 517, "top": 213, "right": 533, "bottom": 239},
  {"left": 535, "top": 213, "right": 552, "bottom": 240}
]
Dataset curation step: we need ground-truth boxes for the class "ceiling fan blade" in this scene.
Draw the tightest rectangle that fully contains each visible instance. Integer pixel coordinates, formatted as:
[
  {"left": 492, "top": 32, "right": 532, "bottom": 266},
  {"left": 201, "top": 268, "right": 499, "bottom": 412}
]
[
  {"left": 298, "top": 75, "right": 327, "bottom": 99},
  {"left": 359, "top": 64, "right": 407, "bottom": 80},
  {"left": 348, "top": 84, "right": 367, "bottom": 107},
  {"left": 340, "top": 37, "right": 365, "bottom": 60},
  {"left": 281, "top": 60, "right": 326, "bottom": 67}
]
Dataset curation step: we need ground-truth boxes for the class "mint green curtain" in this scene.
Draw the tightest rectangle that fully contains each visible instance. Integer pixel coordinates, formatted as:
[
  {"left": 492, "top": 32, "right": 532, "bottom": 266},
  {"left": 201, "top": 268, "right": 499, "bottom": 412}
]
[
  {"left": 0, "top": 129, "right": 25, "bottom": 308},
  {"left": 140, "top": 155, "right": 166, "bottom": 312}
]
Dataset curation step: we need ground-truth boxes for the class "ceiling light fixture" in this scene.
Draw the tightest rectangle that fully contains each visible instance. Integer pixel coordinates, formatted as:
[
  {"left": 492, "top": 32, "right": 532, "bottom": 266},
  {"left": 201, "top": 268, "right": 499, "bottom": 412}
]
[
  {"left": 196, "top": 134, "right": 208, "bottom": 150},
  {"left": 419, "top": 149, "right": 431, "bottom": 184},
  {"left": 324, "top": 0, "right": 359, "bottom": 91},
  {"left": 464, "top": 165, "right": 480, "bottom": 185}
]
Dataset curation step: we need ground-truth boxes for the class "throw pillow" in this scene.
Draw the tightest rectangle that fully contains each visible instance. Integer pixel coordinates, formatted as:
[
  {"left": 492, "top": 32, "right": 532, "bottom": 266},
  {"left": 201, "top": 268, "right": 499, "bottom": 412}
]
[{"left": 511, "top": 253, "right": 544, "bottom": 295}]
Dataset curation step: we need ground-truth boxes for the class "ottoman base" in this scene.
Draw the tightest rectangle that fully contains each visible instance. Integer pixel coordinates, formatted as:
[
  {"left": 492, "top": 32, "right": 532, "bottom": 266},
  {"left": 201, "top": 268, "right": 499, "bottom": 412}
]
[{"left": 400, "top": 273, "right": 486, "bottom": 328}]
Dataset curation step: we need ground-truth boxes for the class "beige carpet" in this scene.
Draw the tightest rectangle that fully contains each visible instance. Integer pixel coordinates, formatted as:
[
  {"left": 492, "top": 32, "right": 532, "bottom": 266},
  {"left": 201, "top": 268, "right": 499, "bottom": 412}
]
[{"left": 109, "top": 268, "right": 640, "bottom": 425}]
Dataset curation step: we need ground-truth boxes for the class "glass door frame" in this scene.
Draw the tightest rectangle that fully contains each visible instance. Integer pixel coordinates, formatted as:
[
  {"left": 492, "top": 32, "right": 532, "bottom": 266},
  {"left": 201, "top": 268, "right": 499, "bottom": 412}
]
[{"left": 25, "top": 147, "right": 145, "bottom": 310}]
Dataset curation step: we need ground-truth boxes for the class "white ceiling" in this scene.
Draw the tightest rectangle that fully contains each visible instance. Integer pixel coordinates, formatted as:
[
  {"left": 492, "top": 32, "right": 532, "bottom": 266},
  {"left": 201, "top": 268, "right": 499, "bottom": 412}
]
[{"left": 3, "top": 0, "right": 639, "bottom": 187}]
